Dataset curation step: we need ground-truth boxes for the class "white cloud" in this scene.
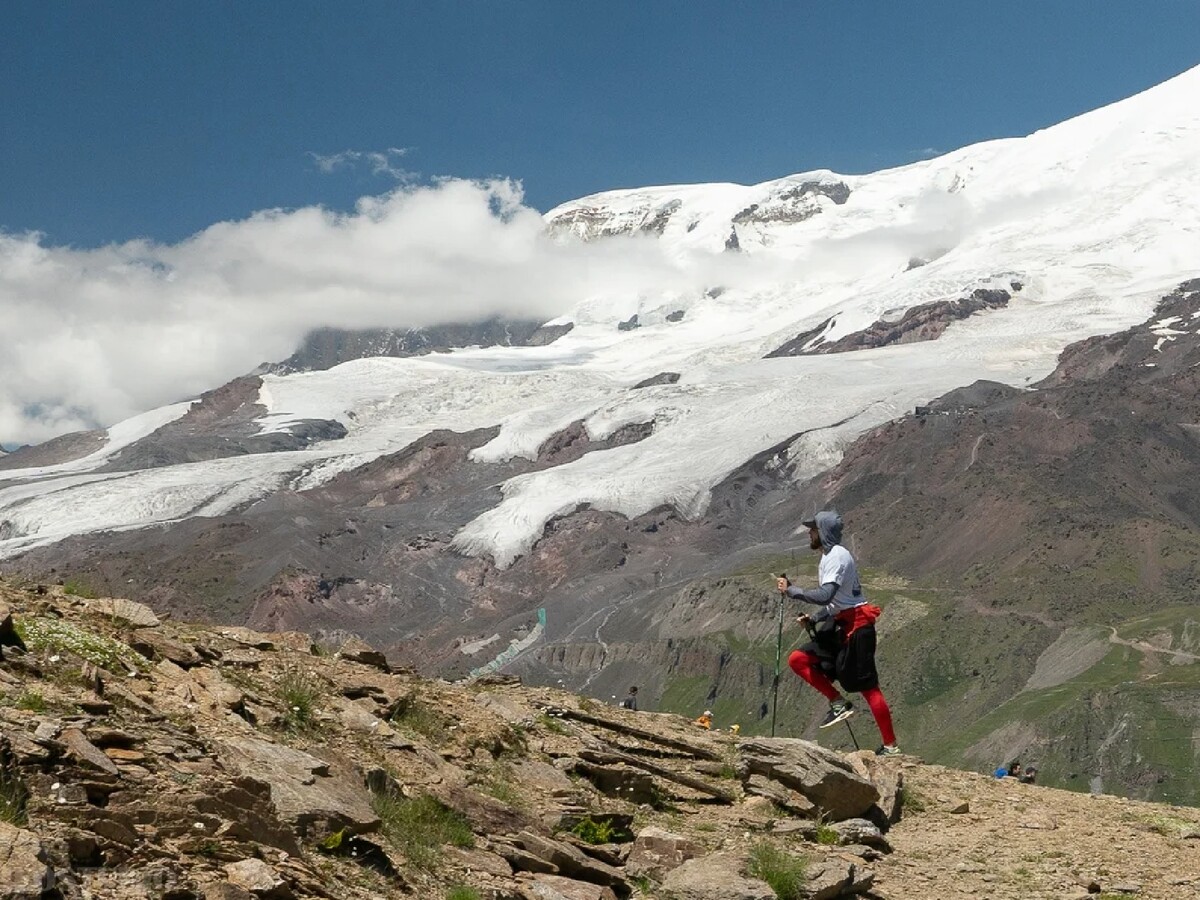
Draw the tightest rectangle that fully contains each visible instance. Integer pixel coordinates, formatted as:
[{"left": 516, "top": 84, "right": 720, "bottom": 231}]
[
  {"left": 0, "top": 179, "right": 703, "bottom": 446},
  {"left": 309, "top": 147, "right": 412, "bottom": 179}
]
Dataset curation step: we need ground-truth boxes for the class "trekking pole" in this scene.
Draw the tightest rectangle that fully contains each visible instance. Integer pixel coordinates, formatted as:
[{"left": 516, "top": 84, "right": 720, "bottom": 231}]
[
  {"left": 844, "top": 718, "right": 860, "bottom": 750},
  {"left": 770, "top": 574, "right": 786, "bottom": 737}
]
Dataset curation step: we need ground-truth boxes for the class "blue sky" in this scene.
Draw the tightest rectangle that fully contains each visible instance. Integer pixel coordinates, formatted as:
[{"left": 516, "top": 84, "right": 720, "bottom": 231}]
[{"left": 3, "top": 1, "right": 1199, "bottom": 248}]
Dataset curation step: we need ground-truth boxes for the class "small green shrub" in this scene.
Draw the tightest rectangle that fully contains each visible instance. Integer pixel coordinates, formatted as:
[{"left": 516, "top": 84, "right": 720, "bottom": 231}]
[
  {"left": 14, "top": 689, "right": 48, "bottom": 712},
  {"left": 747, "top": 841, "right": 809, "bottom": 900},
  {"left": 537, "top": 713, "right": 569, "bottom": 735},
  {"left": 62, "top": 578, "right": 97, "bottom": 598},
  {"left": 374, "top": 792, "right": 474, "bottom": 869},
  {"left": 571, "top": 816, "right": 616, "bottom": 845},
  {"left": 445, "top": 887, "right": 481, "bottom": 900},
  {"left": 480, "top": 765, "right": 525, "bottom": 809},
  {"left": 0, "top": 764, "right": 29, "bottom": 827},
  {"left": 629, "top": 874, "right": 654, "bottom": 895},
  {"left": 277, "top": 667, "right": 322, "bottom": 731},
  {"left": 898, "top": 784, "right": 927, "bottom": 813},
  {"left": 813, "top": 821, "right": 839, "bottom": 845},
  {"left": 388, "top": 692, "right": 449, "bottom": 742}
]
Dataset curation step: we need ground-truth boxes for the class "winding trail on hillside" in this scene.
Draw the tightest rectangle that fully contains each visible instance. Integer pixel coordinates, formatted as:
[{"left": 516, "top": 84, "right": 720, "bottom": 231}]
[
  {"left": 1107, "top": 626, "right": 1200, "bottom": 660},
  {"left": 966, "top": 433, "right": 987, "bottom": 469}
]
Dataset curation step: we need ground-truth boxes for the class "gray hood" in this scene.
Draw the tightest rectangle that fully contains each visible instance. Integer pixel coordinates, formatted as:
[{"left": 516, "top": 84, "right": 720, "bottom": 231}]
[{"left": 812, "top": 510, "right": 843, "bottom": 548}]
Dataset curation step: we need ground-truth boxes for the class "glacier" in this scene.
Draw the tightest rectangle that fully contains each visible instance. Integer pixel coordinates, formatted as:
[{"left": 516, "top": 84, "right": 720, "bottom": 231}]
[{"left": 1, "top": 63, "right": 1198, "bottom": 566}]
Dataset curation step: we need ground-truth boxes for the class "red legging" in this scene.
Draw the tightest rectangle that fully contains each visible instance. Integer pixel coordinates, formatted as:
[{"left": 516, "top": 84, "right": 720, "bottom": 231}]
[{"left": 788, "top": 649, "right": 896, "bottom": 746}]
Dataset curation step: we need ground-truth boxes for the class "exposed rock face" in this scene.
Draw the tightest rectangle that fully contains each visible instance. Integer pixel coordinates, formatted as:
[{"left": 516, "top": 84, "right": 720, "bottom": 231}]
[
  {"left": 631, "top": 372, "right": 680, "bottom": 389},
  {"left": 99, "top": 376, "right": 347, "bottom": 473},
  {"left": 546, "top": 200, "right": 682, "bottom": 241},
  {"left": 767, "top": 287, "right": 1012, "bottom": 357},
  {"left": 0, "top": 429, "right": 107, "bottom": 471},
  {"left": 264, "top": 319, "right": 574, "bottom": 374},
  {"left": 0, "top": 821, "right": 54, "bottom": 898},
  {"left": 536, "top": 420, "right": 655, "bottom": 468},
  {"left": 0, "top": 578, "right": 909, "bottom": 899},
  {"left": 732, "top": 180, "right": 851, "bottom": 226}
]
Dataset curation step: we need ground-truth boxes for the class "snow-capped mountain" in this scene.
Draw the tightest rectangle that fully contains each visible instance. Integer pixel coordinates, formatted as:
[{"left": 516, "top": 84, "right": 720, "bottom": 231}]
[{"left": 1, "top": 63, "right": 1198, "bottom": 577}]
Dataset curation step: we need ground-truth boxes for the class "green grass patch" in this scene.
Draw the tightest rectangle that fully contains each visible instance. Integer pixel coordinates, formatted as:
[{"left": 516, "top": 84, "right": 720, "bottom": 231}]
[
  {"left": 747, "top": 841, "right": 809, "bottom": 900},
  {"left": 478, "top": 764, "right": 525, "bottom": 810},
  {"left": 0, "top": 762, "right": 29, "bottom": 827},
  {"left": 898, "top": 785, "right": 928, "bottom": 813},
  {"left": 374, "top": 792, "right": 474, "bottom": 870},
  {"left": 536, "top": 713, "right": 570, "bottom": 735},
  {"left": 14, "top": 689, "right": 49, "bottom": 712},
  {"left": 813, "top": 821, "right": 839, "bottom": 846},
  {"left": 445, "top": 888, "right": 481, "bottom": 900},
  {"left": 388, "top": 692, "right": 450, "bottom": 743},
  {"left": 61, "top": 578, "right": 98, "bottom": 598},
  {"left": 15, "top": 616, "right": 147, "bottom": 672},
  {"left": 276, "top": 667, "right": 322, "bottom": 732}
]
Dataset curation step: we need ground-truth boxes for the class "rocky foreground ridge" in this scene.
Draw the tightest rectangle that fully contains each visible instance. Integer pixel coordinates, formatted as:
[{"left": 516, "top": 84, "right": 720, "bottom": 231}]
[{"left": 1, "top": 580, "right": 1198, "bottom": 900}]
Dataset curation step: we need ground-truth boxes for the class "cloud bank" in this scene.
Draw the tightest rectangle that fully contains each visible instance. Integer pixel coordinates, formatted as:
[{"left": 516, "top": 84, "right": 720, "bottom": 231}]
[{"left": 0, "top": 179, "right": 712, "bottom": 446}]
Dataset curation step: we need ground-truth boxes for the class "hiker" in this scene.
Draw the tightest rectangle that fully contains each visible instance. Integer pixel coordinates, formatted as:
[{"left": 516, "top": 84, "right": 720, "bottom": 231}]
[
  {"left": 994, "top": 764, "right": 1010, "bottom": 779},
  {"left": 619, "top": 686, "right": 639, "bottom": 711},
  {"left": 694, "top": 709, "right": 713, "bottom": 729},
  {"left": 777, "top": 510, "right": 900, "bottom": 757},
  {"left": 1007, "top": 760, "right": 1022, "bottom": 778},
  {"left": 1020, "top": 765, "right": 1037, "bottom": 784}
]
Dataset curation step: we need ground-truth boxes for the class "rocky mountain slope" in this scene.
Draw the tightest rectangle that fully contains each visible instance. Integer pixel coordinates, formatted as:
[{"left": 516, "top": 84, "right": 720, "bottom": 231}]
[
  {"left": 3, "top": 580, "right": 1199, "bottom": 900},
  {"left": 5, "top": 285, "right": 1199, "bottom": 807}
]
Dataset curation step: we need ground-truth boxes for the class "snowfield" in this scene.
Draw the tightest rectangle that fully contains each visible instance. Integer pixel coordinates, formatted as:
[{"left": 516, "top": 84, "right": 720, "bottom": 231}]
[{"left": 2, "top": 65, "right": 1199, "bottom": 565}]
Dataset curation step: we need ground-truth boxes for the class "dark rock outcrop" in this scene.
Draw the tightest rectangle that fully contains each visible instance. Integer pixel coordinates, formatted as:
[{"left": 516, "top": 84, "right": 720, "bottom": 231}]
[{"left": 768, "top": 287, "right": 1011, "bottom": 357}]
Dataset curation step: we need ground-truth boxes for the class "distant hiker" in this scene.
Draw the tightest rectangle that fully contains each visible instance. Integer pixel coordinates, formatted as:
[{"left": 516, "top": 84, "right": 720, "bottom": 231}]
[
  {"left": 1007, "top": 760, "right": 1022, "bottom": 778},
  {"left": 729, "top": 723, "right": 741, "bottom": 735},
  {"left": 994, "top": 764, "right": 1009, "bottom": 779},
  {"left": 1020, "top": 766, "right": 1037, "bottom": 784},
  {"left": 777, "top": 510, "right": 900, "bottom": 757},
  {"left": 619, "top": 686, "right": 639, "bottom": 711},
  {"left": 694, "top": 709, "right": 713, "bottom": 729}
]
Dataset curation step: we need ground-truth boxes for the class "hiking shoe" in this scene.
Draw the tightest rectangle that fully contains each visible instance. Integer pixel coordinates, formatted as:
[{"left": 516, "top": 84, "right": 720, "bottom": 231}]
[
  {"left": 818, "top": 700, "right": 854, "bottom": 728},
  {"left": 876, "top": 744, "right": 902, "bottom": 757}
]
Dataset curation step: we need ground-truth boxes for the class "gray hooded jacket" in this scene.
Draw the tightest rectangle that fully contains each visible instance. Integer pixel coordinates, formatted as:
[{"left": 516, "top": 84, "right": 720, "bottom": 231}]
[{"left": 785, "top": 509, "right": 865, "bottom": 622}]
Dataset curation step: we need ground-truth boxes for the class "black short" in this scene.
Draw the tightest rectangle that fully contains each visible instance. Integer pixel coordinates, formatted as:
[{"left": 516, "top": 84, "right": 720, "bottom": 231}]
[{"left": 799, "top": 621, "right": 879, "bottom": 692}]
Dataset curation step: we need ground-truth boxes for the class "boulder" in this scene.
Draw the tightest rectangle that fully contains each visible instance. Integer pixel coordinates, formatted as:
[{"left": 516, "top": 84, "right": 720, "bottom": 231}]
[
  {"left": 337, "top": 637, "right": 390, "bottom": 672},
  {"left": 738, "top": 738, "right": 879, "bottom": 821},
  {"left": 805, "top": 859, "right": 874, "bottom": 900},
  {"left": 830, "top": 818, "right": 891, "bottom": 851},
  {"left": 625, "top": 826, "right": 700, "bottom": 880},
  {"left": 847, "top": 751, "right": 903, "bottom": 827},
  {"left": 660, "top": 853, "right": 776, "bottom": 900},
  {"left": 0, "top": 821, "right": 55, "bottom": 899},
  {"left": 0, "top": 600, "right": 26, "bottom": 655},
  {"left": 223, "top": 858, "right": 292, "bottom": 898},
  {"left": 219, "top": 736, "right": 378, "bottom": 838},
  {"left": 513, "top": 830, "right": 625, "bottom": 889},
  {"left": 743, "top": 773, "right": 817, "bottom": 816},
  {"left": 520, "top": 874, "right": 618, "bottom": 900},
  {"left": 83, "top": 596, "right": 161, "bottom": 627},
  {"left": 59, "top": 726, "right": 121, "bottom": 775}
]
